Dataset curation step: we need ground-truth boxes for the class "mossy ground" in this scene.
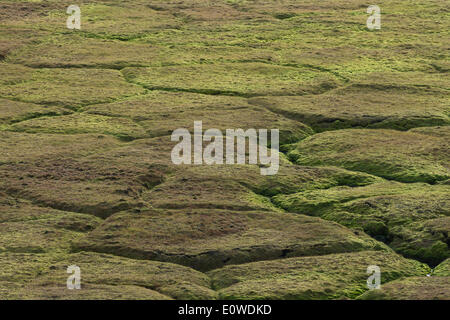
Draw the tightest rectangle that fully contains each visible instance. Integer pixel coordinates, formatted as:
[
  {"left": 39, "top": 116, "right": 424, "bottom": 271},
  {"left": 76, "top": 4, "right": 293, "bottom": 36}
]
[
  {"left": 122, "top": 63, "right": 342, "bottom": 97},
  {"left": 74, "top": 208, "right": 387, "bottom": 271},
  {"left": 287, "top": 128, "right": 450, "bottom": 183},
  {"left": 273, "top": 182, "right": 450, "bottom": 266},
  {"left": 86, "top": 91, "right": 313, "bottom": 143},
  {"left": 0, "top": 0, "right": 448, "bottom": 299},
  {"left": 0, "top": 249, "right": 217, "bottom": 299},
  {"left": 208, "top": 251, "right": 430, "bottom": 299},
  {"left": 249, "top": 86, "right": 449, "bottom": 132},
  {"left": 356, "top": 276, "right": 450, "bottom": 300},
  {"left": 0, "top": 64, "right": 145, "bottom": 108},
  {"left": 0, "top": 99, "right": 69, "bottom": 125},
  {"left": 434, "top": 259, "right": 450, "bottom": 276}
]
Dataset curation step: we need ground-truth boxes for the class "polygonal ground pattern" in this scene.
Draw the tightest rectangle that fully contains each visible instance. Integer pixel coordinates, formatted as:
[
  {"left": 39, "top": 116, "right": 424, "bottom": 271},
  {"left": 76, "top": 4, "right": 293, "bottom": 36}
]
[{"left": 0, "top": 0, "right": 448, "bottom": 300}]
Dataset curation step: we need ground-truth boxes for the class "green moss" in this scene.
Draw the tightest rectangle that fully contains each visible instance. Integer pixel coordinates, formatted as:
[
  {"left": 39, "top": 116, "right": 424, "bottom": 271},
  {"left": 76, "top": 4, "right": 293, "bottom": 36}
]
[
  {"left": 0, "top": 131, "right": 121, "bottom": 164},
  {"left": 288, "top": 128, "right": 450, "bottom": 183},
  {"left": 274, "top": 183, "right": 450, "bottom": 266},
  {"left": 122, "top": 63, "right": 342, "bottom": 97},
  {"left": 0, "top": 98, "right": 69, "bottom": 125},
  {"left": 273, "top": 182, "right": 447, "bottom": 215},
  {"left": 0, "top": 252, "right": 65, "bottom": 284},
  {"left": 86, "top": 91, "right": 313, "bottom": 143},
  {"left": 208, "top": 251, "right": 429, "bottom": 299},
  {"left": 0, "top": 218, "right": 90, "bottom": 254},
  {"left": 0, "top": 64, "right": 145, "bottom": 108},
  {"left": 1, "top": 283, "right": 173, "bottom": 300},
  {"left": 0, "top": 25, "right": 50, "bottom": 59},
  {"left": 434, "top": 259, "right": 450, "bottom": 276},
  {"left": 143, "top": 176, "right": 282, "bottom": 212},
  {"left": 74, "top": 208, "right": 388, "bottom": 271},
  {"left": 177, "top": 162, "right": 381, "bottom": 197},
  {"left": 274, "top": 182, "right": 407, "bottom": 214},
  {"left": 1, "top": 0, "right": 448, "bottom": 300},
  {"left": 11, "top": 113, "right": 147, "bottom": 140},
  {"left": 6, "top": 34, "right": 160, "bottom": 68},
  {"left": 357, "top": 276, "right": 450, "bottom": 300},
  {"left": 250, "top": 86, "right": 449, "bottom": 132},
  {"left": 27, "top": 251, "right": 215, "bottom": 300},
  {"left": 0, "top": 249, "right": 215, "bottom": 299},
  {"left": 44, "top": 3, "right": 181, "bottom": 39},
  {"left": 0, "top": 198, "right": 102, "bottom": 254},
  {"left": 409, "top": 126, "right": 450, "bottom": 139},
  {"left": 5, "top": 33, "right": 279, "bottom": 68},
  {"left": 393, "top": 218, "right": 450, "bottom": 266}
]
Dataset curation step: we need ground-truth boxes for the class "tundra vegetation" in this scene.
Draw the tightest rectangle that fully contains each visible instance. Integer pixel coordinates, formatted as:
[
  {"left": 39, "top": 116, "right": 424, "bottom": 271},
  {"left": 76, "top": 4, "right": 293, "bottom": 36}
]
[{"left": 0, "top": 0, "right": 448, "bottom": 299}]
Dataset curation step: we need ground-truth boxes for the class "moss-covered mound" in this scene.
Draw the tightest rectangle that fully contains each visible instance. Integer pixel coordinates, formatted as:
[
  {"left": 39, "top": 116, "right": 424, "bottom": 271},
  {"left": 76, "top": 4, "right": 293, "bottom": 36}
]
[
  {"left": 249, "top": 87, "right": 449, "bottom": 132},
  {"left": 0, "top": 195, "right": 101, "bottom": 253},
  {"left": 74, "top": 208, "right": 388, "bottom": 271},
  {"left": 0, "top": 250, "right": 216, "bottom": 299},
  {"left": 208, "top": 251, "right": 429, "bottom": 299},
  {"left": 0, "top": 0, "right": 448, "bottom": 300},
  {"left": 357, "top": 276, "right": 450, "bottom": 300},
  {"left": 274, "top": 182, "right": 450, "bottom": 265},
  {"left": 434, "top": 259, "right": 450, "bottom": 277},
  {"left": 2, "top": 283, "right": 173, "bottom": 300},
  {"left": 86, "top": 91, "right": 313, "bottom": 143},
  {"left": 10, "top": 113, "right": 148, "bottom": 141},
  {"left": 0, "top": 99, "right": 69, "bottom": 125},
  {"left": 122, "top": 63, "right": 342, "bottom": 97},
  {"left": 288, "top": 128, "right": 450, "bottom": 183},
  {"left": 0, "top": 64, "right": 145, "bottom": 108}
]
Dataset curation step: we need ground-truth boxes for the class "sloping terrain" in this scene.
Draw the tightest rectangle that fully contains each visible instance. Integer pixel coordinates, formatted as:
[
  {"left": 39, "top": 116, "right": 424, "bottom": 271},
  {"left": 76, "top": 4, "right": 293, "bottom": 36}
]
[{"left": 0, "top": 0, "right": 448, "bottom": 300}]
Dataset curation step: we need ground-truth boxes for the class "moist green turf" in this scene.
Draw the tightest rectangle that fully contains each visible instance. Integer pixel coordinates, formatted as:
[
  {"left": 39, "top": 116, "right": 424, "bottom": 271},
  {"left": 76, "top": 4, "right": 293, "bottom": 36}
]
[
  {"left": 0, "top": 249, "right": 216, "bottom": 299},
  {"left": 249, "top": 85, "right": 449, "bottom": 132},
  {"left": 73, "top": 208, "right": 388, "bottom": 271},
  {"left": 0, "top": 0, "right": 448, "bottom": 300},
  {"left": 0, "top": 64, "right": 146, "bottom": 108},
  {"left": 356, "top": 276, "right": 450, "bottom": 300},
  {"left": 208, "top": 250, "right": 429, "bottom": 299},
  {"left": 287, "top": 127, "right": 450, "bottom": 183},
  {"left": 273, "top": 182, "right": 450, "bottom": 266}
]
